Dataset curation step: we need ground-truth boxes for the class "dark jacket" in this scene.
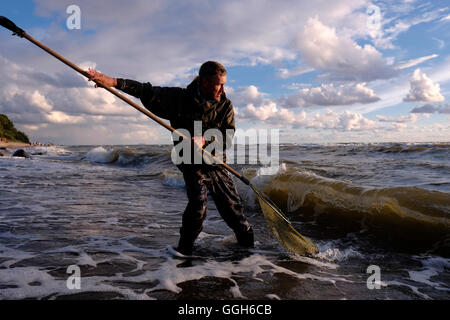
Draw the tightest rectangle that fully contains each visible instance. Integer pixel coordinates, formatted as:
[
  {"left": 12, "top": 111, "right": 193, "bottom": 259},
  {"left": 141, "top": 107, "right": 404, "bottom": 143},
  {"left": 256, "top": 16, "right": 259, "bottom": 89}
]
[{"left": 115, "top": 76, "right": 235, "bottom": 164}]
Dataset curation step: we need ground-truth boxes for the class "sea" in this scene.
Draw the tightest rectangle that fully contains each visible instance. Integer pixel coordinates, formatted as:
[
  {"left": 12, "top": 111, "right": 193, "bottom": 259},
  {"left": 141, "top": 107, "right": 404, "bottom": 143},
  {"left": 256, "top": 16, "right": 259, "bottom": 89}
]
[{"left": 0, "top": 142, "right": 449, "bottom": 300}]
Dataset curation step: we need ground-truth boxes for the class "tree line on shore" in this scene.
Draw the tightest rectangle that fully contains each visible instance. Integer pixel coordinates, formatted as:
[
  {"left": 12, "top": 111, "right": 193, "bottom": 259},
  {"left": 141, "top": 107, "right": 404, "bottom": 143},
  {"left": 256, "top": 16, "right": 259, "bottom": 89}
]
[{"left": 0, "top": 114, "right": 30, "bottom": 144}]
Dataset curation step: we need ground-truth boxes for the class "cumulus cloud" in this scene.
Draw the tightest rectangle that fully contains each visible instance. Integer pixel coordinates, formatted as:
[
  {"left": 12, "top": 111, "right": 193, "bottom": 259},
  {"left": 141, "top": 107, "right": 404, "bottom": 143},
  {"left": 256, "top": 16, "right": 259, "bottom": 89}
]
[
  {"left": 410, "top": 103, "right": 450, "bottom": 114},
  {"left": 335, "top": 111, "right": 379, "bottom": 131},
  {"left": 282, "top": 83, "right": 380, "bottom": 109},
  {"left": 231, "top": 83, "right": 380, "bottom": 118},
  {"left": 237, "top": 102, "right": 307, "bottom": 126},
  {"left": 44, "top": 110, "right": 83, "bottom": 124},
  {"left": 403, "top": 69, "right": 445, "bottom": 102},
  {"left": 237, "top": 102, "right": 379, "bottom": 132},
  {"left": 227, "top": 85, "right": 267, "bottom": 108},
  {"left": 299, "top": 110, "right": 380, "bottom": 132},
  {"left": 295, "top": 16, "right": 397, "bottom": 82},
  {"left": 231, "top": 83, "right": 382, "bottom": 133}
]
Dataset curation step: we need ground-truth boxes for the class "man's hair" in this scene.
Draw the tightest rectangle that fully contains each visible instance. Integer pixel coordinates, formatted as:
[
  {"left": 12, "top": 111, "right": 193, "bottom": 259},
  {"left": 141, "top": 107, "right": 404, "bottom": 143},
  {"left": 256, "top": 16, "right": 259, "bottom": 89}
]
[{"left": 199, "top": 61, "right": 227, "bottom": 79}]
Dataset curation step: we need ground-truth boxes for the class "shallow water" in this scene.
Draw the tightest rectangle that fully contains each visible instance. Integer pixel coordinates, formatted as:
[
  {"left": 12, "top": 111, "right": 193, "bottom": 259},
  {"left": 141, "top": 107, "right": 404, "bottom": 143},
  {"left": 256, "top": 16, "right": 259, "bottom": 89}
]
[{"left": 0, "top": 143, "right": 448, "bottom": 300}]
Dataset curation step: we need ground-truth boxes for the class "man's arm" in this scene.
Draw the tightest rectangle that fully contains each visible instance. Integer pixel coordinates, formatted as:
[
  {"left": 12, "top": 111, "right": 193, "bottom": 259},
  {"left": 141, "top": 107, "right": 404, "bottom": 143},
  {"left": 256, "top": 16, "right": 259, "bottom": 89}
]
[{"left": 86, "top": 68, "right": 183, "bottom": 120}]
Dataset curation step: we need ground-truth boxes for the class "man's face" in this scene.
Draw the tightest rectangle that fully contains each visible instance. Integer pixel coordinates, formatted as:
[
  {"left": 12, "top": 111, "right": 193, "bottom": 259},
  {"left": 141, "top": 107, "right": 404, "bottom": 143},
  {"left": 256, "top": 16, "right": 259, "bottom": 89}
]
[{"left": 200, "top": 73, "right": 227, "bottom": 102}]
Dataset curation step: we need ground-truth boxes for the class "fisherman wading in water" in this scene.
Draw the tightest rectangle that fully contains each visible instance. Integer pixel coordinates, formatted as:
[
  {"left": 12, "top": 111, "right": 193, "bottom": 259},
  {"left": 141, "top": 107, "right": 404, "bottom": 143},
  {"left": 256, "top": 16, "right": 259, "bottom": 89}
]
[{"left": 87, "top": 61, "right": 254, "bottom": 255}]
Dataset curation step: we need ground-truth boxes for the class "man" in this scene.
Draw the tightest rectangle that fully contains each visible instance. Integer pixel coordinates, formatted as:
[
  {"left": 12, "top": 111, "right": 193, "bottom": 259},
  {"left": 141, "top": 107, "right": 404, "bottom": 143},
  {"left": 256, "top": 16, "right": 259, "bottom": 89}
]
[{"left": 87, "top": 61, "right": 254, "bottom": 255}]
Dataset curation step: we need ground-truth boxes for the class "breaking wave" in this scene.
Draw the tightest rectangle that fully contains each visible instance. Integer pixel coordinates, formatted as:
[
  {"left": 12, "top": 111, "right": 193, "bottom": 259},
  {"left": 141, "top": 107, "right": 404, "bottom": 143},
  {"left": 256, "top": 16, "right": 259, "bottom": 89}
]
[{"left": 247, "top": 165, "right": 450, "bottom": 246}]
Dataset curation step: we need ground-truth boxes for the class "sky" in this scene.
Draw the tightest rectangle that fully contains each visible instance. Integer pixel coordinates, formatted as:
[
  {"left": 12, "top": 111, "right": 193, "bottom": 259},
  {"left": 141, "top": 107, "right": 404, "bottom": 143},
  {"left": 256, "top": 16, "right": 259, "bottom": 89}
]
[{"left": 0, "top": 0, "right": 449, "bottom": 145}]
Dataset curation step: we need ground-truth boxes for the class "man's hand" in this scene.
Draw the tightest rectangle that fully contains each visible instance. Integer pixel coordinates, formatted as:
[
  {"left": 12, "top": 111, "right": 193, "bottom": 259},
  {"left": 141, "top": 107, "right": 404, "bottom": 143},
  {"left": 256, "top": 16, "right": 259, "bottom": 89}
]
[
  {"left": 192, "top": 136, "right": 205, "bottom": 150},
  {"left": 86, "top": 68, "right": 117, "bottom": 88}
]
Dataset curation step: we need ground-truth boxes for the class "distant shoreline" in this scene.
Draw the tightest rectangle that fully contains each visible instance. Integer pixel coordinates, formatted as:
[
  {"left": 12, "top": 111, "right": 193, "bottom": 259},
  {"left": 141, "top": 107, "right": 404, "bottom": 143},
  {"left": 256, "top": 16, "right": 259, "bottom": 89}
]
[{"left": 0, "top": 141, "right": 33, "bottom": 149}]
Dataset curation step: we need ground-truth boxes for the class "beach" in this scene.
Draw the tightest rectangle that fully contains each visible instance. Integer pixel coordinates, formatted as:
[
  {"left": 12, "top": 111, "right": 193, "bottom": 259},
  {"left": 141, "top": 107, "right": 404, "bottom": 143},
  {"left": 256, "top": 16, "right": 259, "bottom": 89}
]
[{"left": 0, "top": 141, "right": 31, "bottom": 149}]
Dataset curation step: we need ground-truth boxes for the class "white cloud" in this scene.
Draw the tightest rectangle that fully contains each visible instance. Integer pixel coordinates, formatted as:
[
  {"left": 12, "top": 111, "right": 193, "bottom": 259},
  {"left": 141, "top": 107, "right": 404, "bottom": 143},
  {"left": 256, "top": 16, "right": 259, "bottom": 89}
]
[
  {"left": 277, "top": 65, "right": 314, "bottom": 79},
  {"left": 440, "top": 14, "right": 450, "bottom": 22},
  {"left": 44, "top": 111, "right": 83, "bottom": 124},
  {"left": 237, "top": 103, "right": 379, "bottom": 132},
  {"left": 395, "top": 54, "right": 439, "bottom": 70},
  {"left": 238, "top": 102, "right": 278, "bottom": 122},
  {"left": 336, "top": 111, "right": 379, "bottom": 131},
  {"left": 282, "top": 82, "right": 380, "bottom": 109},
  {"left": 2, "top": 87, "right": 54, "bottom": 114},
  {"left": 403, "top": 69, "right": 445, "bottom": 102},
  {"left": 237, "top": 102, "right": 308, "bottom": 127},
  {"left": 231, "top": 83, "right": 380, "bottom": 118},
  {"left": 295, "top": 16, "right": 396, "bottom": 82},
  {"left": 376, "top": 113, "right": 418, "bottom": 123},
  {"left": 228, "top": 85, "right": 266, "bottom": 108},
  {"left": 300, "top": 110, "right": 380, "bottom": 131},
  {"left": 30, "top": 91, "right": 54, "bottom": 112}
]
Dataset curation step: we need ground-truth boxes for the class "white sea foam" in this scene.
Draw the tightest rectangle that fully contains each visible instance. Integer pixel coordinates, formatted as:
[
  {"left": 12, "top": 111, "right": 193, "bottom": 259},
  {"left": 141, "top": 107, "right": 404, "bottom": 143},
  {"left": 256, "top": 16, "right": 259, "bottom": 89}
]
[
  {"left": 315, "top": 242, "right": 364, "bottom": 263},
  {"left": 408, "top": 256, "right": 450, "bottom": 291},
  {"left": 229, "top": 279, "right": 246, "bottom": 299},
  {"left": 40, "top": 242, "right": 345, "bottom": 300},
  {"left": 257, "top": 164, "right": 286, "bottom": 176},
  {"left": 0, "top": 231, "right": 364, "bottom": 300},
  {"left": 0, "top": 244, "right": 35, "bottom": 269},
  {"left": 253, "top": 163, "right": 287, "bottom": 183},
  {"left": 138, "top": 253, "right": 344, "bottom": 298},
  {"left": 77, "top": 251, "right": 98, "bottom": 267},
  {"left": 32, "top": 145, "right": 72, "bottom": 157},
  {"left": 0, "top": 266, "right": 151, "bottom": 300}
]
